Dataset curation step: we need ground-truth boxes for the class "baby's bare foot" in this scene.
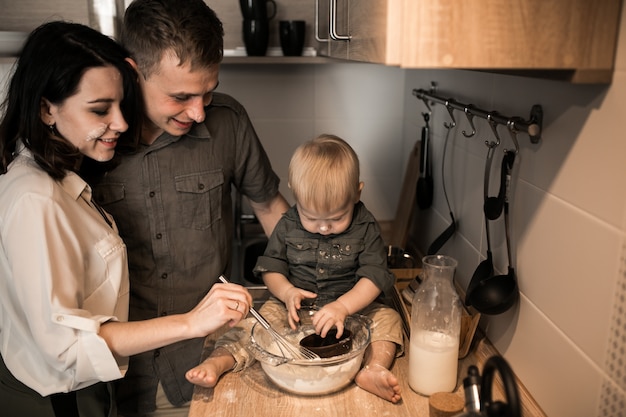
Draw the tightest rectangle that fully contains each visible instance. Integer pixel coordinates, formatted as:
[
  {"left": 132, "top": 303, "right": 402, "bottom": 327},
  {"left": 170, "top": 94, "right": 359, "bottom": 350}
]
[
  {"left": 186, "top": 349, "right": 235, "bottom": 388},
  {"left": 355, "top": 364, "right": 402, "bottom": 403},
  {"left": 185, "top": 360, "right": 221, "bottom": 388}
]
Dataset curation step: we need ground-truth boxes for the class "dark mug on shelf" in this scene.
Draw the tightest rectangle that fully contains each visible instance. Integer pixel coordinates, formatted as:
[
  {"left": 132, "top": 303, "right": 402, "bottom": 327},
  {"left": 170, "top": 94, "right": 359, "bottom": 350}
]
[
  {"left": 239, "top": 0, "right": 277, "bottom": 20},
  {"left": 243, "top": 19, "right": 270, "bottom": 56},
  {"left": 279, "top": 20, "right": 306, "bottom": 56}
]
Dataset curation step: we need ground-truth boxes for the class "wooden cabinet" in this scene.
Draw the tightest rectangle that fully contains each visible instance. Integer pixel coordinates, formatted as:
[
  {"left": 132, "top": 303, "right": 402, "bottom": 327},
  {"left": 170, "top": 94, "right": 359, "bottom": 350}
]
[
  {"left": 317, "top": 0, "right": 402, "bottom": 65},
  {"left": 317, "top": 0, "right": 623, "bottom": 83},
  {"left": 4, "top": 0, "right": 621, "bottom": 82}
]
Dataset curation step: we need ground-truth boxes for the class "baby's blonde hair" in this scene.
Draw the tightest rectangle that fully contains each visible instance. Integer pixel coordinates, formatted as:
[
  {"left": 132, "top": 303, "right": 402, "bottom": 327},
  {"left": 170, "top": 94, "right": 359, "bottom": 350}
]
[{"left": 289, "top": 134, "right": 361, "bottom": 213}]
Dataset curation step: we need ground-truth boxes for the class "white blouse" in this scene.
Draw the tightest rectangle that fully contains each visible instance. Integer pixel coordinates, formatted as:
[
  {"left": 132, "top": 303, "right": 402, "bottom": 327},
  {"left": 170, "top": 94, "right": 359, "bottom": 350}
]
[{"left": 0, "top": 146, "right": 129, "bottom": 396}]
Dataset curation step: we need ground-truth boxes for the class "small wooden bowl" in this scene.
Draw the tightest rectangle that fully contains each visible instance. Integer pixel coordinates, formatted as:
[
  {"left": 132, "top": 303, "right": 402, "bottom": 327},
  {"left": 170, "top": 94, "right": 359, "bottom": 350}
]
[{"left": 300, "top": 329, "right": 353, "bottom": 358}]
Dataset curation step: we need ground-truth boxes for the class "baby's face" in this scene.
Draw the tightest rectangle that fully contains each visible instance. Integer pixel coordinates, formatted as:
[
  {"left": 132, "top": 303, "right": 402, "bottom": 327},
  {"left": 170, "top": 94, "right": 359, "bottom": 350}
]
[{"left": 296, "top": 201, "right": 354, "bottom": 236}]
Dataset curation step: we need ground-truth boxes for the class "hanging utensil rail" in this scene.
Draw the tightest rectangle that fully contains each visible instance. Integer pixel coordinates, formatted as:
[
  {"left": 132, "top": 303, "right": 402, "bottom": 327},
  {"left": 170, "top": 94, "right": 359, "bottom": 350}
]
[{"left": 412, "top": 85, "right": 543, "bottom": 144}]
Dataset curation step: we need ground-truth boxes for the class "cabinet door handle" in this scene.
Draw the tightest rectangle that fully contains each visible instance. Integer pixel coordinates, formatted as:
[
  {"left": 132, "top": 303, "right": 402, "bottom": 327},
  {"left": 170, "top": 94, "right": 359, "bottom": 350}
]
[
  {"left": 314, "top": 0, "right": 329, "bottom": 42},
  {"left": 329, "top": 0, "right": 351, "bottom": 41}
]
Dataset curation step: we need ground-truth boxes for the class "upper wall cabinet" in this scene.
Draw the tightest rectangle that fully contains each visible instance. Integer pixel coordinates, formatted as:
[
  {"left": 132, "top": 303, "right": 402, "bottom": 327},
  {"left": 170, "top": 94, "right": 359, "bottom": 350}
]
[
  {"left": 317, "top": 0, "right": 623, "bottom": 83},
  {"left": 316, "top": 0, "right": 403, "bottom": 65}
]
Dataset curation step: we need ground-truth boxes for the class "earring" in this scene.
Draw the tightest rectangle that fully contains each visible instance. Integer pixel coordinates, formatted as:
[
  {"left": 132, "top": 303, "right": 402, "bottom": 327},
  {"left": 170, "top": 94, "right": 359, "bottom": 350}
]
[{"left": 48, "top": 123, "right": 55, "bottom": 133}]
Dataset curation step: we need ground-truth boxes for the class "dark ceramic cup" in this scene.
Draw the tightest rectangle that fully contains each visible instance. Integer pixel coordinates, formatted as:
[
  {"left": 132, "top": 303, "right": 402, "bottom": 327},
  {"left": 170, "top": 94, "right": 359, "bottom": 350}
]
[
  {"left": 243, "top": 19, "right": 270, "bottom": 56},
  {"left": 279, "top": 20, "right": 306, "bottom": 56},
  {"left": 239, "top": 0, "right": 276, "bottom": 20}
]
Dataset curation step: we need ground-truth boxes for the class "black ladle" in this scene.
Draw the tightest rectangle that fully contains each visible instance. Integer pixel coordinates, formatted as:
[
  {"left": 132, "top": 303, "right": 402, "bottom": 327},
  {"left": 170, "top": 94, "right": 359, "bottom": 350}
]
[
  {"left": 465, "top": 143, "right": 497, "bottom": 307},
  {"left": 484, "top": 151, "right": 507, "bottom": 220},
  {"left": 467, "top": 151, "right": 519, "bottom": 315}
]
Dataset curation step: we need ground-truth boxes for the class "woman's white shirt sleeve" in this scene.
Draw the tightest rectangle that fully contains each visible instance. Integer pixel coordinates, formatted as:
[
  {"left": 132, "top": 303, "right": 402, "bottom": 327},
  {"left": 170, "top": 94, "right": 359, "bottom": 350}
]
[{"left": 0, "top": 157, "right": 130, "bottom": 396}]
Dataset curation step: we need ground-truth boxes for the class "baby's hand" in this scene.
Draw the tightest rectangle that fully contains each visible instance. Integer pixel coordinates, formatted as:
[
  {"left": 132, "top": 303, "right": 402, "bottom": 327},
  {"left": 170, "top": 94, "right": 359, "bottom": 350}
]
[
  {"left": 283, "top": 287, "right": 317, "bottom": 329},
  {"left": 312, "top": 301, "right": 349, "bottom": 337}
]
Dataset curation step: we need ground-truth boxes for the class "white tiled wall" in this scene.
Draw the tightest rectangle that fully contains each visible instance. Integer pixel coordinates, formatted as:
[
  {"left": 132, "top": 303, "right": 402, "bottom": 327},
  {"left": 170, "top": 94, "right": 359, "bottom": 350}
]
[{"left": 217, "top": 5, "right": 626, "bottom": 416}]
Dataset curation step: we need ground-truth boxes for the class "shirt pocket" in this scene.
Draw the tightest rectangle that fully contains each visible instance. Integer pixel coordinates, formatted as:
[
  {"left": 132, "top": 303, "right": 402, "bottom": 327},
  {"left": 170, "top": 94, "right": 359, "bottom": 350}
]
[
  {"left": 285, "top": 237, "right": 319, "bottom": 266},
  {"left": 81, "top": 231, "right": 128, "bottom": 319},
  {"left": 328, "top": 239, "right": 364, "bottom": 275},
  {"left": 175, "top": 170, "right": 223, "bottom": 230}
]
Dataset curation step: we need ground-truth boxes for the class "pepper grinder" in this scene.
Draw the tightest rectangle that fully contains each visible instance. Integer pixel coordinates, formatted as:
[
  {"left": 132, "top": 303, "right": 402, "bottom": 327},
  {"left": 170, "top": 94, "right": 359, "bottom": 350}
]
[
  {"left": 462, "top": 366, "right": 482, "bottom": 415},
  {"left": 453, "top": 356, "right": 521, "bottom": 417}
]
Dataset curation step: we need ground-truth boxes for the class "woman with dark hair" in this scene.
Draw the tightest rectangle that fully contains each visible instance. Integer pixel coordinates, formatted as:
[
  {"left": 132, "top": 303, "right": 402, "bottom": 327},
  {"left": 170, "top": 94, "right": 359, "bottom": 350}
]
[
  {"left": 0, "top": 21, "right": 142, "bottom": 178},
  {"left": 0, "top": 21, "right": 252, "bottom": 417}
]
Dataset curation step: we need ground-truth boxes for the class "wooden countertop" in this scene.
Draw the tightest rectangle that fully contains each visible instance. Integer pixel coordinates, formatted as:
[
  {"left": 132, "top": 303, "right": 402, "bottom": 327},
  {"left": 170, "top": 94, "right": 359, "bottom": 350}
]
[
  {"left": 189, "top": 284, "right": 546, "bottom": 417},
  {"left": 189, "top": 336, "right": 545, "bottom": 417},
  {"left": 189, "top": 336, "right": 454, "bottom": 417}
]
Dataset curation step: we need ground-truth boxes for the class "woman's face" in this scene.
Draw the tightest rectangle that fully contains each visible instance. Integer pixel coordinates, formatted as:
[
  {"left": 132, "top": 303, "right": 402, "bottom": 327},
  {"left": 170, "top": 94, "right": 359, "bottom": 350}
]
[{"left": 42, "top": 65, "right": 128, "bottom": 162}]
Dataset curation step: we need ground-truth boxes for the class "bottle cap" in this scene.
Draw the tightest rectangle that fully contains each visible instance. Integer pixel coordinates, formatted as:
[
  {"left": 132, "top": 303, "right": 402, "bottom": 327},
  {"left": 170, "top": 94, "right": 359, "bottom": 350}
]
[{"left": 429, "top": 392, "right": 465, "bottom": 417}]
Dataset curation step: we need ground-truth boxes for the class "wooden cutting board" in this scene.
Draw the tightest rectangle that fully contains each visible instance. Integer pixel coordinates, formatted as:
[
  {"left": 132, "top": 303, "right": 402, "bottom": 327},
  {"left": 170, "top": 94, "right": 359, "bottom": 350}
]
[{"left": 390, "top": 139, "right": 421, "bottom": 249}]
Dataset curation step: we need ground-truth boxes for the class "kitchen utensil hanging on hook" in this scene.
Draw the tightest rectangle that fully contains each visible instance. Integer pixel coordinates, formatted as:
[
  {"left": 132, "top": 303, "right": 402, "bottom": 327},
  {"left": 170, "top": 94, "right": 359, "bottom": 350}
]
[
  {"left": 427, "top": 120, "right": 457, "bottom": 255},
  {"left": 465, "top": 137, "right": 498, "bottom": 311},
  {"left": 475, "top": 122, "right": 521, "bottom": 314},
  {"left": 466, "top": 121, "right": 520, "bottom": 315},
  {"left": 416, "top": 112, "right": 433, "bottom": 209},
  {"left": 487, "top": 149, "right": 519, "bottom": 314},
  {"left": 484, "top": 115, "right": 506, "bottom": 220},
  {"left": 467, "top": 150, "right": 519, "bottom": 314}
]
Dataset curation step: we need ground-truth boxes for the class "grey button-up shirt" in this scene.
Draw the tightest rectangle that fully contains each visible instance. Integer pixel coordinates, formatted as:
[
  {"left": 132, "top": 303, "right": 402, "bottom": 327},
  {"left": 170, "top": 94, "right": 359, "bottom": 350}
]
[
  {"left": 254, "top": 202, "right": 394, "bottom": 307},
  {"left": 92, "top": 93, "right": 280, "bottom": 413}
]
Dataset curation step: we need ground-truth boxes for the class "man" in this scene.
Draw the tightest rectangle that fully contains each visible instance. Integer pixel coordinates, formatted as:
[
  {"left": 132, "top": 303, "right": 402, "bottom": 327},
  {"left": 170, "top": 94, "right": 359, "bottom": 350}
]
[{"left": 92, "top": 1, "right": 289, "bottom": 415}]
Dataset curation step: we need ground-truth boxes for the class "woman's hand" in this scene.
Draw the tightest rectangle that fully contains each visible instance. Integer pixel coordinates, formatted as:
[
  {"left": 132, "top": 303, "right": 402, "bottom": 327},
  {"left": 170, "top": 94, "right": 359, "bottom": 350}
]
[
  {"left": 186, "top": 282, "right": 253, "bottom": 336},
  {"left": 100, "top": 282, "right": 253, "bottom": 357}
]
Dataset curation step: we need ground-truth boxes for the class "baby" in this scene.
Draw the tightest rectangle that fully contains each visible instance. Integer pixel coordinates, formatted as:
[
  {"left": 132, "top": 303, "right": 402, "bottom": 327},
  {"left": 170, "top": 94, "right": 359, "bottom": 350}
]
[{"left": 187, "top": 134, "right": 404, "bottom": 403}]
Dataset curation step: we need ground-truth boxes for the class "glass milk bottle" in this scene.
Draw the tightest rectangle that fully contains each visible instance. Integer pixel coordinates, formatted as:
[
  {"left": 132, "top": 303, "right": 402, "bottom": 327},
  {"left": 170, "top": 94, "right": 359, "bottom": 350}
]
[{"left": 409, "top": 255, "right": 462, "bottom": 396}]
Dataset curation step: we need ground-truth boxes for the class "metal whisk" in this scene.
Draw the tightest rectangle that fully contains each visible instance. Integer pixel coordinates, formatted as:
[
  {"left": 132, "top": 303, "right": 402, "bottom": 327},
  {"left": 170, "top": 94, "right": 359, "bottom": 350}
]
[{"left": 218, "top": 276, "right": 319, "bottom": 360}]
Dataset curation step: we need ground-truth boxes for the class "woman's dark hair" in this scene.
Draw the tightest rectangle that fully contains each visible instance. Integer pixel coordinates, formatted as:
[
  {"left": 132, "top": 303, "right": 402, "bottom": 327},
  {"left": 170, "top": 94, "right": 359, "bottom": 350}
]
[{"left": 0, "top": 21, "right": 142, "bottom": 180}]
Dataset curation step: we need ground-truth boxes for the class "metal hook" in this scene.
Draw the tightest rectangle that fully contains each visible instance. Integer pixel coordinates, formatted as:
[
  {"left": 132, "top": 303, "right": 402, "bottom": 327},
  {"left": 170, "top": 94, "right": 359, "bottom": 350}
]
[
  {"left": 444, "top": 100, "right": 456, "bottom": 129},
  {"left": 421, "top": 97, "right": 432, "bottom": 113},
  {"left": 507, "top": 119, "right": 520, "bottom": 154},
  {"left": 486, "top": 113, "right": 501, "bottom": 148},
  {"left": 462, "top": 105, "right": 476, "bottom": 138}
]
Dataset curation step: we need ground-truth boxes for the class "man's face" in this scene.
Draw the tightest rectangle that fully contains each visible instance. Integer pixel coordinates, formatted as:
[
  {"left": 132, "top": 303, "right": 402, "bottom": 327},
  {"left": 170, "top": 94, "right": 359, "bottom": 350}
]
[{"left": 138, "top": 52, "right": 220, "bottom": 143}]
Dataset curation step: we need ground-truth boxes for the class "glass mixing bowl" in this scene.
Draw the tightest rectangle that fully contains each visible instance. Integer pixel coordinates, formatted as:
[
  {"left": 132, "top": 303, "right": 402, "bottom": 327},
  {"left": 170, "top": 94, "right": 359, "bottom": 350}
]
[{"left": 247, "top": 312, "right": 371, "bottom": 395}]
